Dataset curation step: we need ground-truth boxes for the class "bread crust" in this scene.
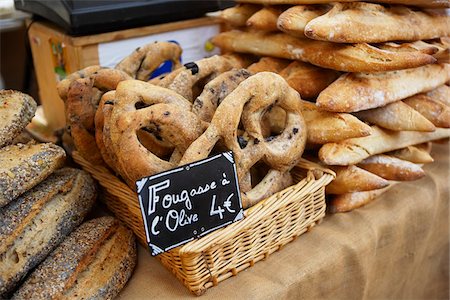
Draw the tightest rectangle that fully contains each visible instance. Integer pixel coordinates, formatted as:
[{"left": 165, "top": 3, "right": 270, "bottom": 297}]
[
  {"left": 0, "top": 90, "right": 37, "bottom": 148},
  {"left": 357, "top": 154, "right": 425, "bottom": 181},
  {"left": 0, "top": 143, "right": 66, "bottom": 207},
  {"left": 246, "top": 6, "right": 283, "bottom": 32},
  {"left": 316, "top": 64, "right": 450, "bottom": 112},
  {"left": 12, "top": 217, "right": 136, "bottom": 300},
  {"left": 326, "top": 165, "right": 389, "bottom": 194},
  {"left": 404, "top": 92, "right": 450, "bottom": 128},
  {"left": 277, "top": 5, "right": 330, "bottom": 37},
  {"left": 212, "top": 30, "right": 437, "bottom": 72},
  {"left": 0, "top": 168, "right": 96, "bottom": 297},
  {"left": 328, "top": 185, "right": 392, "bottom": 213},
  {"left": 388, "top": 145, "right": 434, "bottom": 164},
  {"left": 305, "top": 3, "right": 450, "bottom": 43},
  {"left": 219, "top": 4, "right": 261, "bottom": 27},
  {"left": 318, "top": 126, "right": 450, "bottom": 166},
  {"left": 355, "top": 100, "right": 436, "bottom": 132}
]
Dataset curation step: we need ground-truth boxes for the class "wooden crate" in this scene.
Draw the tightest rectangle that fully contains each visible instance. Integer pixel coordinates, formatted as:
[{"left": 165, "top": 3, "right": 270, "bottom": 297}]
[{"left": 27, "top": 17, "right": 221, "bottom": 130}]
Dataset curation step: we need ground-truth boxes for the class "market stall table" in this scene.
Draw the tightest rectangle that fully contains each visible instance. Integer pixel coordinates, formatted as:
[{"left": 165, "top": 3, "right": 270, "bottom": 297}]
[{"left": 117, "top": 142, "right": 449, "bottom": 299}]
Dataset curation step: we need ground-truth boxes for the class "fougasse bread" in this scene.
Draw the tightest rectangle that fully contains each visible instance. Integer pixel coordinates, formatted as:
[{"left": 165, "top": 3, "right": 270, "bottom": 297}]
[
  {"left": 236, "top": 0, "right": 449, "bottom": 8},
  {"left": 0, "top": 90, "right": 37, "bottom": 148},
  {"left": 0, "top": 168, "right": 96, "bottom": 298},
  {"left": 211, "top": 30, "right": 437, "bottom": 72},
  {"left": 316, "top": 64, "right": 450, "bottom": 112},
  {"left": 12, "top": 216, "right": 136, "bottom": 300},
  {"left": 319, "top": 126, "right": 450, "bottom": 166},
  {"left": 0, "top": 143, "right": 66, "bottom": 208},
  {"left": 355, "top": 101, "right": 436, "bottom": 132},
  {"left": 304, "top": 2, "right": 450, "bottom": 43}
]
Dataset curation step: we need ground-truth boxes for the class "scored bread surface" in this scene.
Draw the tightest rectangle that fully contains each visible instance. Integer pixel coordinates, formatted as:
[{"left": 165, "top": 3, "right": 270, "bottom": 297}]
[
  {"left": 0, "top": 90, "right": 37, "bottom": 148},
  {"left": 0, "top": 143, "right": 66, "bottom": 208},
  {"left": 0, "top": 168, "right": 96, "bottom": 298}
]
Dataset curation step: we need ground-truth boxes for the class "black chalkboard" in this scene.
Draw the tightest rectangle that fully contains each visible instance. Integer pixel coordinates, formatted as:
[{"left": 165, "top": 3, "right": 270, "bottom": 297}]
[{"left": 137, "top": 151, "right": 244, "bottom": 256}]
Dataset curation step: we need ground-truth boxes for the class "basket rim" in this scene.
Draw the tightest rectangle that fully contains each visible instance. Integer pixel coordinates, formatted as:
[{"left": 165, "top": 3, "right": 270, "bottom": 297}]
[{"left": 72, "top": 152, "right": 335, "bottom": 253}]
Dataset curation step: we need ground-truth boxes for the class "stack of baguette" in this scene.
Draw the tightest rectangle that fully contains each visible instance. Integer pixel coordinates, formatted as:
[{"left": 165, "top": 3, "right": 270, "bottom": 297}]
[
  {"left": 212, "top": 0, "right": 450, "bottom": 212},
  {"left": 0, "top": 90, "right": 136, "bottom": 298}
]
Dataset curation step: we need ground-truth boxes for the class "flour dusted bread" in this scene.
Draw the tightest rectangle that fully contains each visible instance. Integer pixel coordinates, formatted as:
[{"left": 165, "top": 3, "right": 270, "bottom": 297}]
[
  {"left": 328, "top": 186, "right": 392, "bottom": 213},
  {"left": 389, "top": 145, "right": 434, "bottom": 164},
  {"left": 212, "top": 30, "right": 436, "bottom": 72},
  {"left": 355, "top": 101, "right": 436, "bottom": 132},
  {"left": 0, "top": 143, "right": 66, "bottom": 208},
  {"left": 0, "top": 90, "right": 37, "bottom": 148},
  {"left": 357, "top": 155, "right": 425, "bottom": 181},
  {"left": 277, "top": 5, "right": 330, "bottom": 37},
  {"left": 304, "top": 2, "right": 450, "bottom": 43},
  {"left": 319, "top": 127, "right": 450, "bottom": 166},
  {"left": 13, "top": 216, "right": 136, "bottom": 300},
  {"left": 403, "top": 92, "right": 450, "bottom": 128},
  {"left": 326, "top": 165, "right": 388, "bottom": 195},
  {"left": 219, "top": 4, "right": 260, "bottom": 27},
  {"left": 246, "top": 6, "right": 282, "bottom": 32},
  {"left": 317, "top": 64, "right": 450, "bottom": 112},
  {"left": 0, "top": 168, "right": 96, "bottom": 298}
]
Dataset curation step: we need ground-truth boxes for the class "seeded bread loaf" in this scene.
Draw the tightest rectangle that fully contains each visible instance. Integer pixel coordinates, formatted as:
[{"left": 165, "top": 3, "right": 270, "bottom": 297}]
[
  {"left": 13, "top": 216, "right": 137, "bottom": 300},
  {"left": 0, "top": 168, "right": 96, "bottom": 298},
  {"left": 0, "top": 90, "right": 37, "bottom": 148},
  {"left": 0, "top": 143, "right": 66, "bottom": 208}
]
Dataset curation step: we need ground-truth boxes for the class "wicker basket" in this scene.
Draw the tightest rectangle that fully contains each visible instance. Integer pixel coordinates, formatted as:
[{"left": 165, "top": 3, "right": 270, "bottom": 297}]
[{"left": 73, "top": 152, "right": 335, "bottom": 295}]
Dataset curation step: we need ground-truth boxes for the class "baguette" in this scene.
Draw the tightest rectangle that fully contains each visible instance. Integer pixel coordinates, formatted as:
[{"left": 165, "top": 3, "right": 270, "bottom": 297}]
[
  {"left": 277, "top": 5, "right": 330, "bottom": 37},
  {"left": 212, "top": 30, "right": 436, "bottom": 72},
  {"left": 219, "top": 4, "right": 261, "bottom": 27},
  {"left": 326, "top": 165, "right": 389, "bottom": 195},
  {"left": 354, "top": 100, "right": 436, "bottom": 132},
  {"left": 0, "top": 168, "right": 96, "bottom": 298},
  {"left": 426, "top": 85, "right": 450, "bottom": 106},
  {"left": 389, "top": 145, "right": 434, "bottom": 164},
  {"left": 279, "top": 61, "right": 340, "bottom": 99},
  {"left": 237, "top": 0, "right": 449, "bottom": 8},
  {"left": 404, "top": 93, "right": 450, "bottom": 128},
  {"left": 328, "top": 185, "right": 392, "bottom": 213},
  {"left": 0, "top": 90, "right": 37, "bottom": 148},
  {"left": 300, "top": 100, "right": 372, "bottom": 144},
  {"left": 316, "top": 64, "right": 450, "bottom": 112},
  {"left": 357, "top": 154, "right": 425, "bottom": 181},
  {"left": 246, "top": 6, "right": 282, "bottom": 32},
  {"left": 248, "top": 57, "right": 291, "bottom": 73},
  {"left": 12, "top": 217, "right": 136, "bottom": 300},
  {"left": 318, "top": 126, "right": 450, "bottom": 166},
  {"left": 0, "top": 143, "right": 66, "bottom": 208},
  {"left": 305, "top": 3, "right": 450, "bottom": 43}
]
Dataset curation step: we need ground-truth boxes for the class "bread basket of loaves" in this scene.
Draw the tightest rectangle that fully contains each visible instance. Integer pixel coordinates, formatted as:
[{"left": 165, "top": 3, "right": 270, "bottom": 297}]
[{"left": 59, "top": 41, "right": 335, "bottom": 295}]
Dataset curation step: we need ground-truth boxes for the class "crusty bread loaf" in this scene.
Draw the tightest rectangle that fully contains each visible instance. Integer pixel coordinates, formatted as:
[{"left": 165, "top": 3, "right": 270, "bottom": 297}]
[
  {"left": 246, "top": 6, "right": 282, "bottom": 32},
  {"left": 328, "top": 185, "right": 392, "bottom": 213},
  {"left": 326, "top": 165, "right": 388, "bottom": 195},
  {"left": 277, "top": 5, "right": 330, "bottom": 37},
  {"left": 248, "top": 57, "right": 291, "bottom": 73},
  {"left": 426, "top": 85, "right": 450, "bottom": 106},
  {"left": 317, "top": 64, "right": 449, "bottom": 112},
  {"left": 237, "top": 0, "right": 449, "bottom": 8},
  {"left": 404, "top": 92, "right": 450, "bottom": 128},
  {"left": 319, "top": 126, "right": 450, "bottom": 166},
  {"left": 0, "top": 90, "right": 37, "bottom": 148},
  {"left": 0, "top": 168, "right": 96, "bottom": 298},
  {"left": 279, "top": 61, "right": 340, "bottom": 99},
  {"left": 219, "top": 4, "right": 260, "bottom": 27},
  {"left": 305, "top": 3, "right": 450, "bottom": 43},
  {"left": 357, "top": 154, "right": 425, "bottom": 181},
  {"left": 299, "top": 100, "right": 372, "bottom": 144},
  {"left": 13, "top": 217, "right": 136, "bottom": 300},
  {"left": 212, "top": 30, "right": 436, "bottom": 72},
  {"left": 0, "top": 143, "right": 66, "bottom": 208},
  {"left": 388, "top": 145, "right": 434, "bottom": 164},
  {"left": 355, "top": 100, "right": 436, "bottom": 132}
]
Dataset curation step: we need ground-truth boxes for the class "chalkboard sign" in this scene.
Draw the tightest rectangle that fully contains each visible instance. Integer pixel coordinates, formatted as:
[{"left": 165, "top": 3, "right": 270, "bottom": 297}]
[{"left": 137, "top": 151, "right": 244, "bottom": 256}]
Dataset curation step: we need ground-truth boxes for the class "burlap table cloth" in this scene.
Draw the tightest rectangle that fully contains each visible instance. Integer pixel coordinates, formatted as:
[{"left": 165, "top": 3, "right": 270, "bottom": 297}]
[{"left": 117, "top": 142, "right": 449, "bottom": 299}]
